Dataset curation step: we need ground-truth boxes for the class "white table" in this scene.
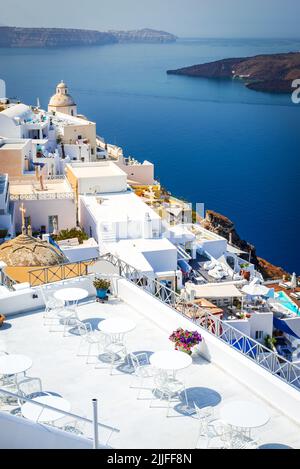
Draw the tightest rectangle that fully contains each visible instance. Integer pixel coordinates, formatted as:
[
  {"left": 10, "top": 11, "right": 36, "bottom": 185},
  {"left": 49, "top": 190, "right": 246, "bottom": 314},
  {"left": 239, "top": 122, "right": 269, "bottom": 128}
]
[
  {"left": 220, "top": 400, "right": 270, "bottom": 436},
  {"left": 54, "top": 287, "right": 89, "bottom": 305},
  {"left": 150, "top": 350, "right": 192, "bottom": 372},
  {"left": 98, "top": 317, "right": 136, "bottom": 341},
  {"left": 21, "top": 395, "right": 71, "bottom": 423},
  {"left": 0, "top": 354, "right": 32, "bottom": 376}
]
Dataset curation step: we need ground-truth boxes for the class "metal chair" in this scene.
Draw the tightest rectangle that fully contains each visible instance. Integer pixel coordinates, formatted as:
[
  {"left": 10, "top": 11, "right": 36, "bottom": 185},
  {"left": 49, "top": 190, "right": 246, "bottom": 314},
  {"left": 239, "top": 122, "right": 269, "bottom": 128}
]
[
  {"left": 16, "top": 376, "right": 45, "bottom": 411},
  {"left": 39, "top": 286, "right": 65, "bottom": 328}
]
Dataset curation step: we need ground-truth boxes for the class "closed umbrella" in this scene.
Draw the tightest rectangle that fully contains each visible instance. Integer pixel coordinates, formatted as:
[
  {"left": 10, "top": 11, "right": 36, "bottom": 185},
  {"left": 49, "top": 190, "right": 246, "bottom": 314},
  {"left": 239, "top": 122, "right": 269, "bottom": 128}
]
[{"left": 242, "top": 284, "right": 270, "bottom": 297}]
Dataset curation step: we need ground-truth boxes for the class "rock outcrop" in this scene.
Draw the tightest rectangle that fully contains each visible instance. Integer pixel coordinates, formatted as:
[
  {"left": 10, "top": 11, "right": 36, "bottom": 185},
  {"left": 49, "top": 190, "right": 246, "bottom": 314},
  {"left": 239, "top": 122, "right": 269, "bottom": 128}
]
[
  {"left": 201, "top": 210, "right": 288, "bottom": 279},
  {"left": 0, "top": 27, "right": 176, "bottom": 48},
  {"left": 167, "top": 52, "right": 300, "bottom": 93}
]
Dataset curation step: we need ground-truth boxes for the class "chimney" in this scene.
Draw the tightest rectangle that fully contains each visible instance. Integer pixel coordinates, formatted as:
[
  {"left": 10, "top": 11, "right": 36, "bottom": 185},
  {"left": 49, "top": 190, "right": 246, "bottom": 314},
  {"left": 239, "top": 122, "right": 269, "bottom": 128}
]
[{"left": 39, "top": 174, "right": 44, "bottom": 191}]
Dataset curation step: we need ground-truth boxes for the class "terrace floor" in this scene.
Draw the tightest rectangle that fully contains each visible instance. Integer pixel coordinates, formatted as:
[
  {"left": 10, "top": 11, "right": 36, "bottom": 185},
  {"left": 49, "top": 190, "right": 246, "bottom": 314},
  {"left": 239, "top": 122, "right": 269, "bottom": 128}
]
[{"left": 1, "top": 298, "right": 300, "bottom": 449}]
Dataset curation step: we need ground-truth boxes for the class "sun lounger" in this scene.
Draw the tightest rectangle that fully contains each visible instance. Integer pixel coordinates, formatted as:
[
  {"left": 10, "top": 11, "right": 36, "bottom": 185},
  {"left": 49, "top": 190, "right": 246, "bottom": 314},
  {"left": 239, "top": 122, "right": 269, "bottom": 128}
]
[{"left": 279, "top": 282, "right": 292, "bottom": 289}]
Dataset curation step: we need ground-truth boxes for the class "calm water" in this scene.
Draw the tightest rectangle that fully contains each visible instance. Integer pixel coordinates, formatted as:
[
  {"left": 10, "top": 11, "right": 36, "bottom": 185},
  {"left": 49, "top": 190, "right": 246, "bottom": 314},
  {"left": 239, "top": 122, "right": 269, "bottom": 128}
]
[{"left": 0, "top": 38, "right": 299, "bottom": 272}]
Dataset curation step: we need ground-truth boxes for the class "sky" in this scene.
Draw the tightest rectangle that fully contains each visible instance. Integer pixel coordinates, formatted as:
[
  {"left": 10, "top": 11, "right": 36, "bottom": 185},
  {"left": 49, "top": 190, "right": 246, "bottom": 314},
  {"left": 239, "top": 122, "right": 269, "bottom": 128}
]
[{"left": 1, "top": 0, "right": 300, "bottom": 38}]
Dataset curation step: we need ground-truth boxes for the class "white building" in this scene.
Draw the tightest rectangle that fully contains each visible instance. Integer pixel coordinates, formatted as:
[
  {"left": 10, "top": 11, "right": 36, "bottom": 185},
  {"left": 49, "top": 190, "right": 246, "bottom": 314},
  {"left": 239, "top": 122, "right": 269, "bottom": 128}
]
[{"left": 0, "top": 264, "right": 300, "bottom": 448}]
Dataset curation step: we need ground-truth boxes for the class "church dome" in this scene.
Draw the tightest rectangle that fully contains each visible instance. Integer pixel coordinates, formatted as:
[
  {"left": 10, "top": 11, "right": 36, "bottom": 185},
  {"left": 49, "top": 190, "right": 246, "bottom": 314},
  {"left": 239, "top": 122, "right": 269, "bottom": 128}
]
[
  {"left": 49, "top": 80, "right": 76, "bottom": 108},
  {"left": 0, "top": 234, "right": 67, "bottom": 267}
]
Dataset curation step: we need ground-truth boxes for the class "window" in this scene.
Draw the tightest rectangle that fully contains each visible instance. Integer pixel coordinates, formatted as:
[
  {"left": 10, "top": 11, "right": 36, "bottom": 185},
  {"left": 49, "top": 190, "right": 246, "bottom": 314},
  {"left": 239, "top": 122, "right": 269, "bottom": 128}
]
[
  {"left": 48, "top": 215, "right": 58, "bottom": 234},
  {"left": 255, "top": 331, "right": 263, "bottom": 340},
  {"left": 24, "top": 216, "right": 31, "bottom": 228}
]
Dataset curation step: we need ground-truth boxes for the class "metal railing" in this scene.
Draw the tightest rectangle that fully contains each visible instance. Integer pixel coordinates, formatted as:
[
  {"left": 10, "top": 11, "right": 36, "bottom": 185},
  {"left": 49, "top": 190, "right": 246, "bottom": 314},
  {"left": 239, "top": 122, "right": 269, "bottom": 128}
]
[
  {"left": 10, "top": 192, "right": 74, "bottom": 201},
  {"left": 0, "top": 270, "right": 16, "bottom": 290},
  {"left": 0, "top": 388, "right": 119, "bottom": 447},
  {"left": 101, "top": 253, "right": 300, "bottom": 391},
  {"left": 28, "top": 258, "right": 97, "bottom": 287}
]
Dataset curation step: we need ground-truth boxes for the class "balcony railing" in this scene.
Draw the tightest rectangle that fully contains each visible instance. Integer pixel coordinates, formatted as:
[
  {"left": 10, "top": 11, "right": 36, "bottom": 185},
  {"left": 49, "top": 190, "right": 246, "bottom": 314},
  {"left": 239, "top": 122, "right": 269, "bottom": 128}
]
[
  {"left": 0, "top": 388, "right": 119, "bottom": 447},
  {"left": 101, "top": 253, "right": 300, "bottom": 392},
  {"left": 10, "top": 192, "right": 74, "bottom": 201},
  {"left": 25, "top": 252, "right": 300, "bottom": 392}
]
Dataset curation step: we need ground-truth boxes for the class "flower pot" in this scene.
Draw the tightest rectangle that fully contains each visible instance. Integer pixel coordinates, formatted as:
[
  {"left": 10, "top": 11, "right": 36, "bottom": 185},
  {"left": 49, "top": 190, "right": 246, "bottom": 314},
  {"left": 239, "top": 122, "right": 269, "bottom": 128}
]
[{"left": 96, "top": 288, "right": 108, "bottom": 299}]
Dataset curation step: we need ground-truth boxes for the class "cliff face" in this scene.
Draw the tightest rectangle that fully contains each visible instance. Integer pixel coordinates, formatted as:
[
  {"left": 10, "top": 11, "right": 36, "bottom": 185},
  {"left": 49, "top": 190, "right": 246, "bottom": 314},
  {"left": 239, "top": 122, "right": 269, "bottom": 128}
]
[
  {"left": 110, "top": 28, "right": 177, "bottom": 43},
  {"left": 201, "top": 210, "right": 288, "bottom": 280},
  {"left": 167, "top": 52, "right": 300, "bottom": 93},
  {"left": 0, "top": 27, "right": 176, "bottom": 48}
]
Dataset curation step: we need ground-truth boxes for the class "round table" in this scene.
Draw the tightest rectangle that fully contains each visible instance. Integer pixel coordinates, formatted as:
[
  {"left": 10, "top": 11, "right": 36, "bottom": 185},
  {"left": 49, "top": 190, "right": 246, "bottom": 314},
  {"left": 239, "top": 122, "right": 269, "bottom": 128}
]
[
  {"left": 220, "top": 400, "right": 270, "bottom": 435},
  {"left": 21, "top": 395, "right": 71, "bottom": 423},
  {"left": 98, "top": 317, "right": 136, "bottom": 337},
  {"left": 0, "top": 354, "right": 32, "bottom": 376},
  {"left": 54, "top": 288, "right": 89, "bottom": 304},
  {"left": 150, "top": 350, "right": 192, "bottom": 371}
]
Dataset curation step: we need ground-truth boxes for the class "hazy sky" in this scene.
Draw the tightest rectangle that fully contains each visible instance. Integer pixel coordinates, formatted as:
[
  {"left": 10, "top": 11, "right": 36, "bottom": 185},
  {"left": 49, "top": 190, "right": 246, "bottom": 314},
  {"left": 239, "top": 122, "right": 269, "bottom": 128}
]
[{"left": 1, "top": 0, "right": 300, "bottom": 38}]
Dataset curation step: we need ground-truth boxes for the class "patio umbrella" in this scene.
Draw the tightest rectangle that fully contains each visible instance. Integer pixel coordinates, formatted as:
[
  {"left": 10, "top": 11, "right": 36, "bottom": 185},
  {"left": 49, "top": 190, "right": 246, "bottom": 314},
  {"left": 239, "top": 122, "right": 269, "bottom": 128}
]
[
  {"left": 291, "top": 272, "right": 297, "bottom": 290},
  {"left": 241, "top": 284, "right": 270, "bottom": 297}
]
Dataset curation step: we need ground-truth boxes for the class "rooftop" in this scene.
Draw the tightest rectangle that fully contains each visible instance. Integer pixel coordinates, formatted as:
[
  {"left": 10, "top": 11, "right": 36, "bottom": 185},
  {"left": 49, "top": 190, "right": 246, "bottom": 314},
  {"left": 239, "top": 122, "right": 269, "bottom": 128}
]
[
  {"left": 67, "top": 162, "right": 126, "bottom": 180},
  {"left": 1, "top": 277, "right": 300, "bottom": 449},
  {"left": 0, "top": 142, "right": 28, "bottom": 151},
  {"left": 82, "top": 191, "right": 161, "bottom": 224}
]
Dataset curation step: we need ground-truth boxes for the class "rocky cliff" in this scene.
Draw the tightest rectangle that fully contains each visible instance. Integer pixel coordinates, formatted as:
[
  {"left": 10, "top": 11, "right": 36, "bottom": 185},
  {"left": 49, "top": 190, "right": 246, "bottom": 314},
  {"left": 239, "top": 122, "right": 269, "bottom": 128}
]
[
  {"left": 0, "top": 27, "right": 176, "bottom": 48},
  {"left": 109, "top": 28, "right": 177, "bottom": 43},
  {"left": 167, "top": 52, "right": 300, "bottom": 93},
  {"left": 201, "top": 210, "right": 288, "bottom": 279}
]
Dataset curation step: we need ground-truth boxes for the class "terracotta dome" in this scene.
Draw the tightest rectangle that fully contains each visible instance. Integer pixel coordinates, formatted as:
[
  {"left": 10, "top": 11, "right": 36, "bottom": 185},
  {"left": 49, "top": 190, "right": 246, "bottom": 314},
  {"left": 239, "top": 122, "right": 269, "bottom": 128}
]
[
  {"left": 49, "top": 81, "right": 76, "bottom": 108},
  {"left": 0, "top": 234, "right": 67, "bottom": 267}
]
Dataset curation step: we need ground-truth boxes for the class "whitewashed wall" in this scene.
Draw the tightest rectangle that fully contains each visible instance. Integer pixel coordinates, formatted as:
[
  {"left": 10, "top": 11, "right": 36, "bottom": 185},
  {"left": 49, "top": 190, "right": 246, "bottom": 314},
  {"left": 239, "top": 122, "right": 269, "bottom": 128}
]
[{"left": 115, "top": 278, "right": 300, "bottom": 425}]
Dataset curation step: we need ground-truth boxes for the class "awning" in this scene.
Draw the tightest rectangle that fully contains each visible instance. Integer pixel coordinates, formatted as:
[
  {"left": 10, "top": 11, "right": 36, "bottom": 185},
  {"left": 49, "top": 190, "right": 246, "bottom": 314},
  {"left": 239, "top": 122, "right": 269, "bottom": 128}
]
[
  {"left": 227, "top": 244, "right": 248, "bottom": 255},
  {"left": 273, "top": 317, "right": 300, "bottom": 339},
  {"left": 185, "top": 282, "right": 243, "bottom": 298},
  {"left": 242, "top": 284, "right": 269, "bottom": 296}
]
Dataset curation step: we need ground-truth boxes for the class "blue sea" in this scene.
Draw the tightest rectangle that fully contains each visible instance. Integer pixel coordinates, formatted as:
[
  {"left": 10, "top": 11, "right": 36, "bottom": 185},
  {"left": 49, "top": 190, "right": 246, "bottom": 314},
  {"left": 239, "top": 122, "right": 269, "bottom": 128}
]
[{"left": 0, "top": 38, "right": 299, "bottom": 272}]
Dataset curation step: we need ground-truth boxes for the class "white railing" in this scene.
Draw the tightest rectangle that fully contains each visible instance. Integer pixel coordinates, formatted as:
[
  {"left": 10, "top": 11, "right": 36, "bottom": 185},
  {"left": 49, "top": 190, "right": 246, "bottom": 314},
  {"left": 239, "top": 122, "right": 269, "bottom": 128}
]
[{"left": 0, "top": 388, "right": 119, "bottom": 447}]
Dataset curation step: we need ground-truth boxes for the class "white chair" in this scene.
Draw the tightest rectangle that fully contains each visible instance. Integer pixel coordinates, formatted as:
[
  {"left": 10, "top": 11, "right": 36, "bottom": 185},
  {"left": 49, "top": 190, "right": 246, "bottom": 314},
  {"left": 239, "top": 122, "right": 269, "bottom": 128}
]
[
  {"left": 150, "top": 372, "right": 189, "bottom": 417},
  {"left": 76, "top": 322, "right": 127, "bottom": 373},
  {"left": 76, "top": 321, "right": 106, "bottom": 364},
  {"left": 194, "top": 404, "right": 216, "bottom": 447},
  {"left": 100, "top": 337, "right": 128, "bottom": 375},
  {"left": 129, "top": 353, "right": 156, "bottom": 399}
]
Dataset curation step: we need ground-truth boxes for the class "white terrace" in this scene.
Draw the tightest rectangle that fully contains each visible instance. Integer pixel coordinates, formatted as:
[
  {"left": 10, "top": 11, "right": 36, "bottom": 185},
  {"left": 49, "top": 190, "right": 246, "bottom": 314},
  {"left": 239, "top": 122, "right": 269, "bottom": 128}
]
[{"left": 1, "top": 274, "right": 300, "bottom": 449}]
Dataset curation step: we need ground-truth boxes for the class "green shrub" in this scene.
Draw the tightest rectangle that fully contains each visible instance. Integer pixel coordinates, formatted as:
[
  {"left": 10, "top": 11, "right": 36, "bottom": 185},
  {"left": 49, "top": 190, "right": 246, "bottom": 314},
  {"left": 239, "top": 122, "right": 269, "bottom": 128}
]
[{"left": 93, "top": 278, "right": 110, "bottom": 290}]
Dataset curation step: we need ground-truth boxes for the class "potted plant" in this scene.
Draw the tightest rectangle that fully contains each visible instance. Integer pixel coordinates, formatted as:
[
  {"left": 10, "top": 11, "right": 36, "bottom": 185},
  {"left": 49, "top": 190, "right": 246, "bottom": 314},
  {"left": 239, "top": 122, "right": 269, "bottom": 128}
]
[
  {"left": 0, "top": 314, "right": 5, "bottom": 327},
  {"left": 169, "top": 328, "right": 202, "bottom": 355},
  {"left": 93, "top": 277, "right": 110, "bottom": 299}
]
